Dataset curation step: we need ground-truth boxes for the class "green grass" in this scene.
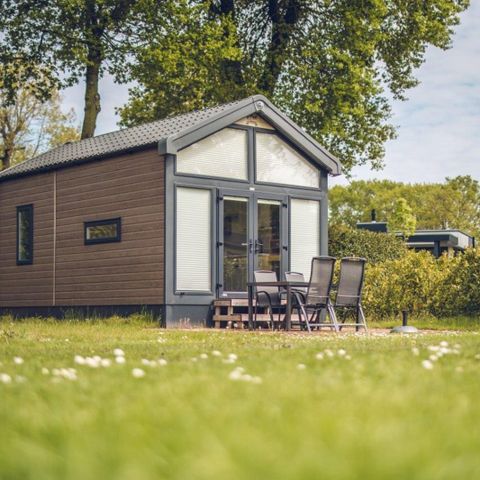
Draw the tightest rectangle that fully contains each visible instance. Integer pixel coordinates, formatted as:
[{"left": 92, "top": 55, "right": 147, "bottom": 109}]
[{"left": 1, "top": 318, "right": 480, "bottom": 480}]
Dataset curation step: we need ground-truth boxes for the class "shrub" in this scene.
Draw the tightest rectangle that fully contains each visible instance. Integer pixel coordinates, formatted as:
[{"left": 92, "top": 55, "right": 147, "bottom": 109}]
[
  {"left": 362, "top": 248, "right": 480, "bottom": 319},
  {"left": 329, "top": 224, "right": 407, "bottom": 264}
]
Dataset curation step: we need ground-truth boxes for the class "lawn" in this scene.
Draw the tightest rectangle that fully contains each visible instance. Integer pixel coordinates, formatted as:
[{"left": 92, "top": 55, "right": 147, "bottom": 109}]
[{"left": 1, "top": 318, "right": 480, "bottom": 480}]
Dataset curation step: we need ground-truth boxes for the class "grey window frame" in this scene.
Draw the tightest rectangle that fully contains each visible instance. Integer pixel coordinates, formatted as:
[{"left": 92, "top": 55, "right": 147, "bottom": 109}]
[
  {"left": 84, "top": 218, "right": 122, "bottom": 245},
  {"left": 16, "top": 204, "right": 34, "bottom": 265}
]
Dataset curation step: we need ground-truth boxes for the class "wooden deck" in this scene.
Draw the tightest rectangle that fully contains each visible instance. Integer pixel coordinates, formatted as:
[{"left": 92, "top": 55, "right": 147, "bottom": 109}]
[{"left": 212, "top": 298, "right": 300, "bottom": 329}]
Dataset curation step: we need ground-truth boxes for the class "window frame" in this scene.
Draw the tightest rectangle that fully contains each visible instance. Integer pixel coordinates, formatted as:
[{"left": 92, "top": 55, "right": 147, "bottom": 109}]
[
  {"left": 16, "top": 204, "right": 34, "bottom": 265},
  {"left": 174, "top": 125, "right": 251, "bottom": 184},
  {"left": 254, "top": 128, "right": 321, "bottom": 191},
  {"left": 84, "top": 218, "right": 122, "bottom": 245}
]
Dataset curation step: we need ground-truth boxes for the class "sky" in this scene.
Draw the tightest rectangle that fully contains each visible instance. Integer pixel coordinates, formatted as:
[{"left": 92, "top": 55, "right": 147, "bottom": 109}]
[{"left": 61, "top": 2, "right": 480, "bottom": 187}]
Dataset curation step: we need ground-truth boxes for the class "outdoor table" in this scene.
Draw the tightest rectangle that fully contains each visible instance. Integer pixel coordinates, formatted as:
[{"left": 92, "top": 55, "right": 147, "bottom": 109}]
[{"left": 247, "top": 281, "right": 310, "bottom": 331}]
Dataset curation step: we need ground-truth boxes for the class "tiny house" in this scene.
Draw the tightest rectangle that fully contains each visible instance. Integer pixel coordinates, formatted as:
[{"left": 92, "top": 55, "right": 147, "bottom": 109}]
[{"left": 0, "top": 95, "right": 341, "bottom": 326}]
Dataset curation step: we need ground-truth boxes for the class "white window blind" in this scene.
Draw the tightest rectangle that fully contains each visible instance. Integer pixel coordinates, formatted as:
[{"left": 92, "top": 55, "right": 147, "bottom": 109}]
[
  {"left": 176, "top": 187, "right": 211, "bottom": 291},
  {"left": 290, "top": 199, "right": 320, "bottom": 280},
  {"left": 176, "top": 128, "right": 248, "bottom": 180},
  {"left": 256, "top": 133, "right": 319, "bottom": 188}
]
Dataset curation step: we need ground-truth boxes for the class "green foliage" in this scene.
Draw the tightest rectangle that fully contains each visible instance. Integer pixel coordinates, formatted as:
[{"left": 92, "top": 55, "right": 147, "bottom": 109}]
[
  {"left": 362, "top": 248, "right": 480, "bottom": 319},
  {"left": 389, "top": 198, "right": 417, "bottom": 238},
  {"left": 329, "top": 224, "right": 407, "bottom": 264},
  {"left": 120, "top": 0, "right": 469, "bottom": 175},
  {"left": 0, "top": 80, "right": 79, "bottom": 171},
  {"left": 330, "top": 176, "right": 480, "bottom": 237}
]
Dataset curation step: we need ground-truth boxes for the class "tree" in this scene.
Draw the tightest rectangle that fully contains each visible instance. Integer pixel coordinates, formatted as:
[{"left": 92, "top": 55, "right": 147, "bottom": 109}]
[
  {"left": 329, "top": 176, "right": 480, "bottom": 238},
  {"left": 0, "top": 78, "right": 79, "bottom": 171},
  {"left": 0, "top": 0, "right": 172, "bottom": 139},
  {"left": 119, "top": 0, "right": 469, "bottom": 175},
  {"left": 389, "top": 198, "right": 417, "bottom": 238}
]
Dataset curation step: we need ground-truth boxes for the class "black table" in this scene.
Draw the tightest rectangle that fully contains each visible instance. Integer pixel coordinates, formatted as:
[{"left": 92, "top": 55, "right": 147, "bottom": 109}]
[{"left": 247, "top": 281, "right": 309, "bottom": 331}]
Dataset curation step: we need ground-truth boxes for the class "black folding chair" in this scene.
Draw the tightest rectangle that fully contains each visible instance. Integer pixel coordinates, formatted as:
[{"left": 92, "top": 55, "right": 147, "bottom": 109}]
[
  {"left": 291, "top": 257, "right": 338, "bottom": 332},
  {"left": 334, "top": 257, "right": 367, "bottom": 332},
  {"left": 254, "top": 270, "right": 285, "bottom": 330}
]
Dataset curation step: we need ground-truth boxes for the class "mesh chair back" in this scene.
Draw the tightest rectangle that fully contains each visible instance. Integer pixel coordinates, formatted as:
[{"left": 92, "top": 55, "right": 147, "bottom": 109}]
[
  {"left": 335, "top": 257, "right": 366, "bottom": 307},
  {"left": 305, "top": 257, "right": 336, "bottom": 306},
  {"left": 254, "top": 270, "right": 279, "bottom": 295},
  {"left": 285, "top": 271, "right": 307, "bottom": 292}
]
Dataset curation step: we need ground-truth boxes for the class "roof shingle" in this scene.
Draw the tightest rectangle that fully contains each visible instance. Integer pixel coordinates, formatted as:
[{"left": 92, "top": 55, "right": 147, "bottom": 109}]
[{"left": 0, "top": 98, "right": 245, "bottom": 181}]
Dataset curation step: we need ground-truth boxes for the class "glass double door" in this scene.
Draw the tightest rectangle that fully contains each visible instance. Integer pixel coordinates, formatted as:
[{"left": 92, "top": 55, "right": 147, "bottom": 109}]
[{"left": 218, "top": 190, "right": 287, "bottom": 297}]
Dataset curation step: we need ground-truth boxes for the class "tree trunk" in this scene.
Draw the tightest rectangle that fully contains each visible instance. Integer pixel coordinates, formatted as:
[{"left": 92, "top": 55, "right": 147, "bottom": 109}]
[
  {"left": 259, "top": 0, "right": 301, "bottom": 93},
  {"left": 81, "top": 53, "right": 102, "bottom": 139},
  {"left": 1, "top": 148, "right": 12, "bottom": 171}
]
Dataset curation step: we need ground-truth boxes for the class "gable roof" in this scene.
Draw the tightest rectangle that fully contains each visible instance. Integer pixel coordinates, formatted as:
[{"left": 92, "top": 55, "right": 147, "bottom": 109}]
[{"left": 0, "top": 95, "right": 341, "bottom": 182}]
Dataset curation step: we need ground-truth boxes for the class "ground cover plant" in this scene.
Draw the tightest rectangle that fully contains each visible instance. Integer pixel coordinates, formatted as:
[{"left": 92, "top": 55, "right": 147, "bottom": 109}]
[{"left": 1, "top": 318, "right": 480, "bottom": 480}]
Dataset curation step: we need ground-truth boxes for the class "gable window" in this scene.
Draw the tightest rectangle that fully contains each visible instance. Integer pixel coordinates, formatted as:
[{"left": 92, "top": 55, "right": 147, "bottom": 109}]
[
  {"left": 16, "top": 204, "right": 34, "bottom": 265},
  {"left": 84, "top": 218, "right": 121, "bottom": 245},
  {"left": 255, "top": 132, "right": 320, "bottom": 188},
  {"left": 176, "top": 128, "right": 248, "bottom": 180}
]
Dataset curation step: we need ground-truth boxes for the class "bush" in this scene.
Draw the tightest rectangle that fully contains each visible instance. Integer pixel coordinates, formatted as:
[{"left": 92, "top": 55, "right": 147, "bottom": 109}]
[
  {"left": 329, "top": 224, "right": 407, "bottom": 264},
  {"left": 362, "top": 248, "right": 480, "bottom": 319}
]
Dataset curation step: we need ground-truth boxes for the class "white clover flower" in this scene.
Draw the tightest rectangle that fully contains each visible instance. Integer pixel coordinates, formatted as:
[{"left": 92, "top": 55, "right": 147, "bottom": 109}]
[
  {"left": 85, "top": 357, "right": 100, "bottom": 368},
  {"left": 93, "top": 355, "right": 101, "bottom": 362},
  {"left": 41, "top": 367, "right": 50, "bottom": 375},
  {"left": 115, "top": 356, "right": 126, "bottom": 364},
  {"left": 228, "top": 353, "right": 238, "bottom": 361},
  {"left": 324, "top": 349, "right": 334, "bottom": 358},
  {"left": 427, "top": 346, "right": 439, "bottom": 352},
  {"left": 440, "top": 341, "right": 449, "bottom": 347},
  {"left": 100, "top": 358, "right": 111, "bottom": 367},
  {"left": 199, "top": 353, "right": 208, "bottom": 360},
  {"left": 337, "top": 349, "right": 346, "bottom": 357},
  {"left": 297, "top": 363, "right": 306, "bottom": 370},
  {"left": 141, "top": 359, "right": 150, "bottom": 366},
  {"left": 315, "top": 353, "right": 324, "bottom": 360},
  {"left": 13, "top": 357, "right": 24, "bottom": 365},
  {"left": 0, "top": 373, "right": 12, "bottom": 384},
  {"left": 411, "top": 347, "right": 420, "bottom": 356},
  {"left": 345, "top": 355, "right": 352, "bottom": 361},
  {"left": 74, "top": 355, "right": 86, "bottom": 365},
  {"left": 211, "top": 350, "right": 222, "bottom": 357},
  {"left": 113, "top": 348, "right": 125, "bottom": 357},
  {"left": 132, "top": 368, "right": 145, "bottom": 378},
  {"left": 229, "top": 369, "right": 243, "bottom": 380},
  {"left": 429, "top": 354, "right": 438, "bottom": 362},
  {"left": 422, "top": 360, "right": 434, "bottom": 370},
  {"left": 157, "top": 359, "right": 167, "bottom": 366}
]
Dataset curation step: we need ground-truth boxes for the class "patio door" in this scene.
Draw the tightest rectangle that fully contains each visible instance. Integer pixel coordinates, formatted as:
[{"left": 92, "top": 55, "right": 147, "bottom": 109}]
[{"left": 217, "top": 190, "right": 287, "bottom": 297}]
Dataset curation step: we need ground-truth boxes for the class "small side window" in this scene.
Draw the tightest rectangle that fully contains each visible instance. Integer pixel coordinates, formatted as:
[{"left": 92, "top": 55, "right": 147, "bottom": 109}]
[
  {"left": 17, "top": 204, "right": 34, "bottom": 265},
  {"left": 84, "top": 218, "right": 121, "bottom": 245}
]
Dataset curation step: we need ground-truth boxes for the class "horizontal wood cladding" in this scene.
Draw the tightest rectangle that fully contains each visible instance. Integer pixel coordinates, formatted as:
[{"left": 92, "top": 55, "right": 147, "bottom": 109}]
[
  {"left": 0, "top": 148, "right": 165, "bottom": 309},
  {"left": 0, "top": 173, "right": 55, "bottom": 307},
  {"left": 55, "top": 148, "right": 164, "bottom": 306}
]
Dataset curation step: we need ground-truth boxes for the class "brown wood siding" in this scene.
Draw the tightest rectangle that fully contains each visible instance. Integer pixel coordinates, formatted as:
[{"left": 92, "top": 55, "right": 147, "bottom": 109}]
[
  {"left": 0, "top": 173, "right": 55, "bottom": 307},
  {"left": 0, "top": 148, "right": 164, "bottom": 308},
  {"left": 55, "top": 149, "right": 164, "bottom": 305}
]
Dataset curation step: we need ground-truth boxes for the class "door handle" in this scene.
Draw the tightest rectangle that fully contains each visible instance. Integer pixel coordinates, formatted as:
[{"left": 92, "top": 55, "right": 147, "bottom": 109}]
[
  {"left": 241, "top": 240, "right": 253, "bottom": 253},
  {"left": 254, "top": 240, "right": 263, "bottom": 254}
]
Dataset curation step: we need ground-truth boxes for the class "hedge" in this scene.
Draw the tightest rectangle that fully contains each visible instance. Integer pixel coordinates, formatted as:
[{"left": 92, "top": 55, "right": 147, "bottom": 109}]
[
  {"left": 362, "top": 248, "right": 480, "bottom": 319},
  {"left": 329, "top": 224, "right": 407, "bottom": 264}
]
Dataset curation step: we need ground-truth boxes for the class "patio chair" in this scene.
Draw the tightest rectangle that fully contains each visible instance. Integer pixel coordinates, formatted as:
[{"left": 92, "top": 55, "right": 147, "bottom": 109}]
[
  {"left": 290, "top": 257, "right": 338, "bottom": 332},
  {"left": 333, "top": 257, "right": 367, "bottom": 332},
  {"left": 254, "top": 270, "right": 285, "bottom": 330}
]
